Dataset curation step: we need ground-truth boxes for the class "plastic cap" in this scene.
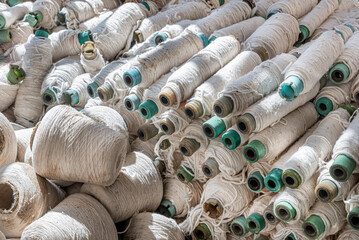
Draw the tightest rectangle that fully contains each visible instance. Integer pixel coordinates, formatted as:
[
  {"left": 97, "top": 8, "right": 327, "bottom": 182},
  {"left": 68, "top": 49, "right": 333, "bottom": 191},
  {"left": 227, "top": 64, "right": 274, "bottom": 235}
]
[
  {"left": 197, "top": 33, "right": 209, "bottom": 48},
  {"left": 0, "top": 29, "right": 11, "bottom": 43},
  {"left": 282, "top": 169, "right": 302, "bottom": 189},
  {"left": 123, "top": 68, "right": 142, "bottom": 87},
  {"left": 97, "top": 82, "right": 114, "bottom": 102},
  {"left": 202, "top": 116, "right": 226, "bottom": 139},
  {"left": 25, "top": 13, "right": 37, "bottom": 27},
  {"left": 157, "top": 200, "right": 176, "bottom": 218},
  {"left": 202, "top": 158, "right": 220, "bottom": 178},
  {"left": 315, "top": 97, "right": 333, "bottom": 116},
  {"left": 41, "top": 88, "right": 57, "bottom": 106},
  {"left": 140, "top": 1, "right": 150, "bottom": 11},
  {"left": 124, "top": 94, "right": 141, "bottom": 112},
  {"left": 243, "top": 140, "right": 266, "bottom": 162},
  {"left": 297, "top": 25, "right": 310, "bottom": 44},
  {"left": 348, "top": 206, "right": 359, "bottom": 230},
  {"left": 160, "top": 118, "right": 175, "bottom": 135},
  {"left": 0, "top": 16, "right": 5, "bottom": 29},
  {"left": 237, "top": 113, "right": 256, "bottom": 134},
  {"left": 329, "top": 63, "right": 350, "bottom": 84},
  {"left": 78, "top": 30, "right": 93, "bottom": 45},
  {"left": 222, "top": 129, "right": 241, "bottom": 150},
  {"left": 137, "top": 123, "right": 159, "bottom": 141},
  {"left": 246, "top": 213, "right": 266, "bottom": 234},
  {"left": 339, "top": 103, "right": 356, "bottom": 116},
  {"left": 6, "top": 65, "right": 25, "bottom": 84},
  {"left": 230, "top": 215, "right": 248, "bottom": 236},
  {"left": 139, "top": 100, "right": 158, "bottom": 119},
  {"left": 279, "top": 76, "right": 304, "bottom": 102},
  {"left": 179, "top": 138, "right": 201, "bottom": 157},
  {"left": 87, "top": 82, "right": 99, "bottom": 98},
  {"left": 315, "top": 179, "right": 338, "bottom": 202},
  {"left": 35, "top": 30, "right": 49, "bottom": 38},
  {"left": 184, "top": 100, "right": 203, "bottom": 119},
  {"left": 246, "top": 171, "right": 265, "bottom": 192},
  {"left": 62, "top": 89, "right": 79, "bottom": 106},
  {"left": 213, "top": 96, "right": 234, "bottom": 117},
  {"left": 57, "top": 11, "right": 67, "bottom": 26},
  {"left": 302, "top": 215, "right": 325, "bottom": 239},
  {"left": 330, "top": 154, "right": 356, "bottom": 182},
  {"left": 208, "top": 36, "right": 216, "bottom": 43},
  {"left": 176, "top": 166, "right": 194, "bottom": 184},
  {"left": 154, "top": 32, "right": 169, "bottom": 45},
  {"left": 193, "top": 223, "right": 211, "bottom": 240},
  {"left": 6, "top": 0, "right": 22, "bottom": 7},
  {"left": 264, "top": 168, "right": 284, "bottom": 192},
  {"left": 275, "top": 201, "right": 297, "bottom": 222}
]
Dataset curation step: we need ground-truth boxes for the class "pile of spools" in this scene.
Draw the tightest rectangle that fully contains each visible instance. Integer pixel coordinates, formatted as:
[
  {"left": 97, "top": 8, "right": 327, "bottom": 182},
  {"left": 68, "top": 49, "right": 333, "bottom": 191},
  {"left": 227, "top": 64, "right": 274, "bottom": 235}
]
[{"left": 2, "top": 0, "right": 359, "bottom": 239}]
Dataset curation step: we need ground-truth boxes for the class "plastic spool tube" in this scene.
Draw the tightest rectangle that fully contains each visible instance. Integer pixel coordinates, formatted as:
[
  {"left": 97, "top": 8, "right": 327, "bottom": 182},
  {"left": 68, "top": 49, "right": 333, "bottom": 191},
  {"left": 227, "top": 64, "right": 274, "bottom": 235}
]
[
  {"left": 0, "top": 64, "right": 24, "bottom": 112},
  {"left": 202, "top": 115, "right": 235, "bottom": 140},
  {"left": 330, "top": 112, "right": 359, "bottom": 182},
  {"left": 179, "top": 119, "right": 209, "bottom": 157},
  {"left": 25, "top": 0, "right": 64, "bottom": 29},
  {"left": 153, "top": 19, "right": 196, "bottom": 45},
  {"left": 193, "top": 222, "right": 212, "bottom": 240},
  {"left": 230, "top": 215, "right": 249, "bottom": 237},
  {"left": 215, "top": 53, "right": 297, "bottom": 118},
  {"left": 123, "top": 86, "right": 145, "bottom": 112},
  {"left": 0, "top": 112, "right": 17, "bottom": 167},
  {"left": 0, "top": 1, "right": 33, "bottom": 29},
  {"left": 243, "top": 102, "right": 318, "bottom": 163},
  {"left": 314, "top": 81, "right": 351, "bottom": 116},
  {"left": 264, "top": 202, "right": 279, "bottom": 226},
  {"left": 346, "top": 182, "right": 359, "bottom": 230},
  {"left": 137, "top": 123, "right": 159, "bottom": 141},
  {"left": 222, "top": 127, "right": 249, "bottom": 150},
  {"left": 157, "top": 106, "right": 190, "bottom": 135},
  {"left": 185, "top": 50, "right": 261, "bottom": 120},
  {"left": 279, "top": 31, "right": 344, "bottom": 102},
  {"left": 266, "top": 0, "right": 318, "bottom": 19},
  {"left": 62, "top": 73, "right": 93, "bottom": 108}
]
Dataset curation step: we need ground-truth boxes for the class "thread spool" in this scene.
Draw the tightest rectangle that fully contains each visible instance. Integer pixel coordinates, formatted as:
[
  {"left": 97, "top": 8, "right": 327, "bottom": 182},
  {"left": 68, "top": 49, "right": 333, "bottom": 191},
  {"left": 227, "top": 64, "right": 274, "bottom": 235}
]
[
  {"left": 81, "top": 151, "right": 163, "bottom": 222},
  {"left": 230, "top": 215, "right": 249, "bottom": 237},
  {"left": 80, "top": 41, "right": 105, "bottom": 73},
  {"left": 243, "top": 102, "right": 318, "bottom": 163},
  {"left": 32, "top": 105, "right": 129, "bottom": 185},
  {"left": 247, "top": 171, "right": 265, "bottom": 193},
  {"left": 21, "top": 193, "right": 117, "bottom": 239},
  {"left": 0, "top": 64, "right": 22, "bottom": 112},
  {"left": 202, "top": 114, "right": 232, "bottom": 140},
  {"left": 123, "top": 85, "right": 145, "bottom": 112},
  {"left": 157, "top": 106, "right": 190, "bottom": 135},
  {"left": 14, "top": 127, "right": 33, "bottom": 163},
  {"left": 131, "top": 134, "right": 158, "bottom": 160},
  {"left": 0, "top": 162, "right": 65, "bottom": 237},
  {"left": 62, "top": 73, "right": 93, "bottom": 108},
  {"left": 0, "top": 112, "right": 17, "bottom": 167},
  {"left": 193, "top": 223, "right": 212, "bottom": 240},
  {"left": 216, "top": 53, "right": 297, "bottom": 117},
  {"left": 255, "top": 0, "right": 280, "bottom": 18},
  {"left": 282, "top": 108, "right": 349, "bottom": 189},
  {"left": 222, "top": 127, "right": 249, "bottom": 150},
  {"left": 330, "top": 111, "right": 359, "bottom": 182},
  {"left": 0, "top": 1, "right": 32, "bottom": 29},
  {"left": 279, "top": 31, "right": 344, "bottom": 101},
  {"left": 123, "top": 212, "right": 185, "bottom": 240},
  {"left": 185, "top": 50, "right": 261, "bottom": 120},
  {"left": 266, "top": 0, "right": 317, "bottom": 19},
  {"left": 337, "top": 224, "right": 359, "bottom": 239},
  {"left": 137, "top": 122, "right": 159, "bottom": 141},
  {"left": 264, "top": 202, "right": 279, "bottom": 226}
]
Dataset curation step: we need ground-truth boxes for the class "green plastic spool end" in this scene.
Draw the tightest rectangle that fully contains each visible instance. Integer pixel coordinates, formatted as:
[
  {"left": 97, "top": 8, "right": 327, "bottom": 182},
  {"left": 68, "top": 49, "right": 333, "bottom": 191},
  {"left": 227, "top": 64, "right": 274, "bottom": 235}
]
[
  {"left": 139, "top": 100, "right": 158, "bottom": 119},
  {"left": 243, "top": 140, "right": 266, "bottom": 162},
  {"left": 124, "top": 94, "right": 141, "bottom": 112},
  {"left": 25, "top": 11, "right": 43, "bottom": 27},
  {"left": 247, "top": 171, "right": 265, "bottom": 192},
  {"left": 246, "top": 213, "right": 266, "bottom": 234},
  {"left": 193, "top": 223, "right": 211, "bottom": 240},
  {"left": 348, "top": 206, "right": 359, "bottom": 230},
  {"left": 176, "top": 166, "right": 194, "bottom": 184},
  {"left": 157, "top": 200, "right": 176, "bottom": 218},
  {"left": 35, "top": 30, "right": 49, "bottom": 38},
  {"left": 41, "top": 88, "right": 57, "bottom": 106},
  {"left": 0, "top": 16, "right": 6, "bottom": 29},
  {"left": 282, "top": 169, "right": 302, "bottom": 189},
  {"left": 202, "top": 158, "right": 220, "bottom": 178},
  {"left": 197, "top": 33, "right": 209, "bottom": 48},
  {"left": 222, "top": 129, "right": 241, "bottom": 150},
  {"left": 330, "top": 154, "right": 357, "bottom": 182},
  {"left": 315, "top": 97, "right": 333, "bottom": 116},
  {"left": 57, "top": 11, "right": 67, "bottom": 26},
  {"left": 62, "top": 89, "right": 79, "bottom": 106},
  {"left": 140, "top": 1, "right": 150, "bottom": 11},
  {"left": 230, "top": 215, "right": 248, "bottom": 237},
  {"left": 0, "top": 29, "right": 11, "bottom": 43},
  {"left": 154, "top": 32, "right": 169, "bottom": 45},
  {"left": 279, "top": 75, "right": 304, "bottom": 102},
  {"left": 202, "top": 116, "right": 226, "bottom": 139},
  {"left": 266, "top": 10, "right": 280, "bottom": 19},
  {"left": 329, "top": 62, "right": 350, "bottom": 84},
  {"left": 87, "top": 82, "right": 99, "bottom": 98},
  {"left": 78, "top": 30, "right": 93, "bottom": 45},
  {"left": 275, "top": 201, "right": 297, "bottom": 222},
  {"left": 6, "top": 0, "right": 22, "bottom": 7},
  {"left": 297, "top": 25, "right": 310, "bottom": 44},
  {"left": 123, "top": 68, "right": 142, "bottom": 87},
  {"left": 302, "top": 215, "right": 326, "bottom": 239},
  {"left": 6, "top": 64, "right": 25, "bottom": 84},
  {"left": 264, "top": 168, "right": 284, "bottom": 192}
]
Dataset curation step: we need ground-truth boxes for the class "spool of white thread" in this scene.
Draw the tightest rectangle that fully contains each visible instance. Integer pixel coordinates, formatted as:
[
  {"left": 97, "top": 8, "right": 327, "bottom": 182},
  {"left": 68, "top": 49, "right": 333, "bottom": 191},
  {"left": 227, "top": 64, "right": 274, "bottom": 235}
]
[
  {"left": 81, "top": 151, "right": 163, "bottom": 222},
  {"left": 78, "top": 10, "right": 114, "bottom": 32},
  {"left": 21, "top": 193, "right": 117, "bottom": 239},
  {"left": 32, "top": 105, "right": 129, "bottom": 185},
  {"left": 221, "top": 125, "right": 250, "bottom": 150},
  {"left": 0, "top": 22, "right": 32, "bottom": 49},
  {"left": 0, "top": 64, "right": 23, "bottom": 112},
  {"left": 153, "top": 19, "right": 196, "bottom": 45},
  {"left": 272, "top": 220, "right": 307, "bottom": 240},
  {"left": 177, "top": 150, "right": 207, "bottom": 184},
  {"left": 215, "top": 53, "right": 297, "bottom": 118},
  {"left": 157, "top": 107, "right": 191, "bottom": 135},
  {"left": 255, "top": 0, "right": 280, "bottom": 18},
  {"left": 14, "top": 127, "right": 33, "bottom": 163},
  {"left": 244, "top": 13, "right": 299, "bottom": 61},
  {"left": 279, "top": 31, "right": 345, "bottom": 102},
  {"left": 1, "top": 108, "right": 15, "bottom": 123},
  {"left": 337, "top": 224, "right": 359, "bottom": 239},
  {"left": 14, "top": 31, "right": 52, "bottom": 127},
  {"left": 246, "top": 160, "right": 272, "bottom": 193},
  {"left": 62, "top": 73, "right": 93, "bottom": 107},
  {"left": 0, "top": 162, "right": 65, "bottom": 238},
  {"left": 179, "top": 119, "right": 209, "bottom": 157},
  {"left": 49, "top": 29, "right": 82, "bottom": 63},
  {"left": 351, "top": 74, "right": 359, "bottom": 102},
  {"left": 345, "top": 182, "right": 359, "bottom": 230},
  {"left": 130, "top": 135, "right": 158, "bottom": 159},
  {"left": 8, "top": 43, "right": 26, "bottom": 63},
  {"left": 0, "top": 1, "right": 32, "bottom": 29},
  {"left": 123, "top": 212, "right": 185, "bottom": 240},
  {"left": 0, "top": 112, "right": 17, "bottom": 167},
  {"left": 25, "top": 0, "right": 64, "bottom": 29},
  {"left": 266, "top": 0, "right": 317, "bottom": 19},
  {"left": 123, "top": 85, "right": 145, "bottom": 111}
]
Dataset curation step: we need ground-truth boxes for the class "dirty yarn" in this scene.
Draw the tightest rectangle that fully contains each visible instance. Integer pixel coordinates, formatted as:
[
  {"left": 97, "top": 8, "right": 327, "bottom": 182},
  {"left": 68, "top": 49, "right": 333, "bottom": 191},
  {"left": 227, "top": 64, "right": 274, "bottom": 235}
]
[
  {"left": 49, "top": 29, "right": 81, "bottom": 62},
  {"left": 81, "top": 151, "right": 163, "bottom": 222},
  {"left": 267, "top": 0, "right": 318, "bottom": 19},
  {"left": 0, "top": 64, "right": 19, "bottom": 112},
  {"left": 180, "top": 150, "right": 207, "bottom": 183},
  {"left": 156, "top": 108, "right": 190, "bottom": 134},
  {"left": 0, "top": 1, "right": 32, "bottom": 29},
  {"left": 0, "top": 112, "right": 17, "bottom": 167},
  {"left": 314, "top": 81, "right": 352, "bottom": 111},
  {"left": 14, "top": 127, "right": 33, "bottom": 163},
  {"left": 0, "top": 162, "right": 65, "bottom": 238},
  {"left": 255, "top": 0, "right": 280, "bottom": 18}
]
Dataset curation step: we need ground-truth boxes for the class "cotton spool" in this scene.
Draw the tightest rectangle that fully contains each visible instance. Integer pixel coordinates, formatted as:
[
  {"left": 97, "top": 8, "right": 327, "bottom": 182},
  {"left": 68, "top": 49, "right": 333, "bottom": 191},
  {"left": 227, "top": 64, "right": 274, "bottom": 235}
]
[
  {"left": 81, "top": 151, "right": 163, "bottom": 222},
  {"left": 137, "top": 121, "right": 159, "bottom": 141},
  {"left": 330, "top": 31, "right": 359, "bottom": 84},
  {"left": 153, "top": 19, "right": 196, "bottom": 45},
  {"left": 177, "top": 150, "right": 207, "bottom": 184},
  {"left": 255, "top": 0, "right": 280, "bottom": 18},
  {"left": 272, "top": 221, "right": 307, "bottom": 240},
  {"left": 14, "top": 127, "right": 33, "bottom": 163},
  {"left": 246, "top": 159, "right": 273, "bottom": 193},
  {"left": 282, "top": 108, "right": 350, "bottom": 189},
  {"left": 122, "top": 212, "right": 185, "bottom": 240},
  {"left": 345, "top": 182, "right": 359, "bottom": 230},
  {"left": 91, "top": 1, "right": 159, "bottom": 60},
  {"left": 80, "top": 41, "right": 106, "bottom": 73},
  {"left": 179, "top": 119, "right": 209, "bottom": 157},
  {"left": 0, "top": 1, "right": 32, "bottom": 29},
  {"left": 1, "top": 108, "right": 16, "bottom": 123},
  {"left": 159, "top": 36, "right": 240, "bottom": 108},
  {"left": 0, "top": 64, "right": 23, "bottom": 112},
  {"left": 78, "top": 10, "right": 114, "bottom": 32},
  {"left": 123, "top": 85, "right": 145, "bottom": 111},
  {"left": 32, "top": 105, "right": 129, "bottom": 185},
  {"left": 3, "top": 22, "right": 32, "bottom": 46},
  {"left": 62, "top": 73, "right": 93, "bottom": 108},
  {"left": 25, "top": 0, "right": 64, "bottom": 29},
  {"left": 41, "top": 55, "right": 85, "bottom": 106},
  {"left": 221, "top": 125, "right": 250, "bottom": 150},
  {"left": 185, "top": 50, "right": 261, "bottom": 120},
  {"left": 0, "top": 162, "right": 65, "bottom": 238},
  {"left": 351, "top": 75, "right": 359, "bottom": 102},
  {"left": 49, "top": 29, "right": 83, "bottom": 63},
  {"left": 279, "top": 31, "right": 345, "bottom": 102},
  {"left": 244, "top": 13, "right": 299, "bottom": 61},
  {"left": 14, "top": 31, "right": 52, "bottom": 128},
  {"left": 243, "top": 102, "right": 318, "bottom": 163},
  {"left": 0, "top": 112, "right": 17, "bottom": 167},
  {"left": 159, "top": 177, "right": 202, "bottom": 218},
  {"left": 215, "top": 53, "right": 297, "bottom": 118},
  {"left": 330, "top": 111, "right": 359, "bottom": 182},
  {"left": 314, "top": 81, "right": 352, "bottom": 116},
  {"left": 157, "top": 107, "right": 190, "bottom": 135},
  {"left": 274, "top": 175, "right": 317, "bottom": 223},
  {"left": 266, "top": 0, "right": 317, "bottom": 19},
  {"left": 338, "top": 224, "right": 359, "bottom": 239},
  {"left": 21, "top": 193, "right": 117, "bottom": 239},
  {"left": 59, "top": 0, "right": 120, "bottom": 29},
  {"left": 297, "top": 0, "right": 340, "bottom": 44},
  {"left": 135, "top": 1, "right": 209, "bottom": 42}
]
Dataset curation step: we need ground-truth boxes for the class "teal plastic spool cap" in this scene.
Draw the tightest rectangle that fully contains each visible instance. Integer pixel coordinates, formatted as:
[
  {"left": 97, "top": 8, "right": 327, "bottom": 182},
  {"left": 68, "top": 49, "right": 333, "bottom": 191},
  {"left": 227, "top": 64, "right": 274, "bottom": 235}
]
[{"left": 278, "top": 75, "right": 304, "bottom": 102}]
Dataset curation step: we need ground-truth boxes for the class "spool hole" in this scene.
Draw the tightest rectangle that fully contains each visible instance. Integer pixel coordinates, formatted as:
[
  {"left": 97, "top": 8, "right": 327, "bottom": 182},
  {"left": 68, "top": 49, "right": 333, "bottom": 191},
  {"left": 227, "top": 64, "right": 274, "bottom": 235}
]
[
  {"left": 248, "top": 221, "right": 257, "bottom": 230},
  {"left": 124, "top": 75, "right": 133, "bottom": 86},
  {"left": 333, "top": 167, "right": 345, "bottom": 179},
  {"left": 161, "top": 124, "right": 169, "bottom": 133},
  {"left": 349, "top": 214, "right": 359, "bottom": 229},
  {"left": 203, "top": 126, "right": 214, "bottom": 138},
  {"left": 265, "top": 212, "right": 275, "bottom": 223},
  {"left": 304, "top": 224, "right": 316, "bottom": 237},
  {"left": 237, "top": 121, "right": 247, "bottom": 132},
  {"left": 44, "top": 93, "right": 53, "bottom": 104},
  {"left": 87, "top": 86, "right": 94, "bottom": 97},
  {"left": 244, "top": 148, "right": 256, "bottom": 161},
  {"left": 155, "top": 36, "right": 164, "bottom": 45},
  {"left": 232, "top": 224, "right": 243, "bottom": 236},
  {"left": 267, "top": 180, "right": 276, "bottom": 189},
  {"left": 297, "top": 33, "right": 304, "bottom": 43},
  {"left": 140, "top": 108, "right": 148, "bottom": 117},
  {"left": 194, "top": 229, "right": 205, "bottom": 240},
  {"left": 125, "top": 100, "right": 133, "bottom": 111},
  {"left": 180, "top": 146, "right": 190, "bottom": 156},
  {"left": 332, "top": 70, "right": 343, "bottom": 83},
  {"left": 318, "top": 103, "right": 327, "bottom": 112},
  {"left": 285, "top": 235, "right": 295, "bottom": 240},
  {"left": 248, "top": 178, "right": 260, "bottom": 191},
  {"left": 224, "top": 138, "right": 232, "bottom": 148},
  {"left": 278, "top": 208, "right": 289, "bottom": 219},
  {"left": 318, "top": 188, "right": 329, "bottom": 201},
  {"left": 160, "top": 95, "right": 170, "bottom": 106},
  {"left": 0, "top": 183, "right": 14, "bottom": 211},
  {"left": 8, "top": 32, "right": 12, "bottom": 40},
  {"left": 214, "top": 104, "right": 223, "bottom": 116},
  {"left": 185, "top": 108, "right": 194, "bottom": 119},
  {"left": 177, "top": 173, "right": 186, "bottom": 183},
  {"left": 285, "top": 176, "right": 295, "bottom": 186},
  {"left": 355, "top": 92, "right": 359, "bottom": 102},
  {"left": 137, "top": 129, "right": 145, "bottom": 140},
  {"left": 97, "top": 90, "right": 104, "bottom": 101},
  {"left": 202, "top": 166, "right": 212, "bottom": 177}
]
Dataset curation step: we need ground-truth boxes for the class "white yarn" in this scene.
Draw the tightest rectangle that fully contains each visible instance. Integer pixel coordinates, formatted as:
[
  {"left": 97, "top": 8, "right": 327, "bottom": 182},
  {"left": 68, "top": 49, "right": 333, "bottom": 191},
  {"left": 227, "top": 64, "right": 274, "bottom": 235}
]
[
  {"left": 220, "top": 53, "right": 297, "bottom": 117},
  {"left": 0, "top": 64, "right": 19, "bottom": 112},
  {"left": 337, "top": 224, "right": 359, "bottom": 239},
  {"left": 31, "top": 0, "right": 64, "bottom": 29},
  {"left": 123, "top": 212, "right": 185, "bottom": 240},
  {"left": 351, "top": 74, "right": 359, "bottom": 102},
  {"left": 66, "top": 73, "right": 93, "bottom": 108},
  {"left": 255, "top": 0, "right": 280, "bottom": 18},
  {"left": 285, "top": 31, "right": 345, "bottom": 95},
  {"left": 8, "top": 43, "right": 26, "bottom": 63},
  {"left": 21, "top": 193, "right": 117, "bottom": 240},
  {"left": 188, "top": 50, "right": 261, "bottom": 117},
  {"left": 0, "top": 162, "right": 65, "bottom": 238},
  {"left": 274, "top": 175, "right": 317, "bottom": 223},
  {"left": 14, "top": 34, "right": 52, "bottom": 127},
  {"left": 136, "top": 1, "right": 210, "bottom": 41},
  {"left": 14, "top": 127, "right": 33, "bottom": 163},
  {"left": 314, "top": 81, "right": 352, "bottom": 111},
  {"left": 247, "top": 160, "right": 272, "bottom": 179},
  {"left": 80, "top": 43, "right": 106, "bottom": 73},
  {"left": 267, "top": 0, "right": 317, "bottom": 19},
  {"left": 160, "top": 0, "right": 193, "bottom": 11},
  {"left": 273, "top": 221, "right": 307, "bottom": 240},
  {"left": 180, "top": 119, "right": 209, "bottom": 152},
  {"left": 84, "top": 96, "right": 106, "bottom": 108},
  {"left": 0, "top": 112, "right": 17, "bottom": 167},
  {"left": 61, "top": 0, "right": 119, "bottom": 29},
  {"left": 92, "top": 1, "right": 158, "bottom": 60},
  {"left": 1, "top": 22, "right": 33, "bottom": 52},
  {"left": 32, "top": 105, "right": 129, "bottom": 185},
  {"left": 1, "top": 107, "right": 15, "bottom": 123},
  {"left": 345, "top": 181, "right": 359, "bottom": 214},
  {"left": 42, "top": 55, "right": 85, "bottom": 104},
  {"left": 24, "top": 145, "right": 32, "bottom": 165},
  {"left": 335, "top": 31, "right": 359, "bottom": 82},
  {"left": 163, "top": 177, "right": 203, "bottom": 218},
  {"left": 186, "top": 0, "right": 253, "bottom": 36},
  {"left": 332, "top": 111, "right": 359, "bottom": 168},
  {"left": 128, "top": 85, "right": 145, "bottom": 102},
  {"left": 123, "top": 30, "right": 157, "bottom": 57},
  {"left": 49, "top": 29, "right": 81, "bottom": 63},
  {"left": 205, "top": 138, "right": 247, "bottom": 177},
  {"left": 289, "top": 41, "right": 313, "bottom": 56},
  {"left": 284, "top": 108, "right": 350, "bottom": 187},
  {"left": 0, "top": 2, "right": 8, "bottom": 11},
  {"left": 0, "top": 1, "right": 32, "bottom": 29},
  {"left": 63, "top": 182, "right": 83, "bottom": 196},
  {"left": 163, "top": 35, "right": 240, "bottom": 108},
  {"left": 180, "top": 150, "right": 207, "bottom": 183},
  {"left": 81, "top": 151, "right": 163, "bottom": 222},
  {"left": 209, "top": 16, "right": 265, "bottom": 42},
  {"left": 78, "top": 10, "right": 113, "bottom": 31},
  {"left": 156, "top": 19, "right": 196, "bottom": 40},
  {"left": 130, "top": 135, "right": 157, "bottom": 159},
  {"left": 156, "top": 108, "right": 190, "bottom": 134},
  {"left": 335, "top": 23, "right": 357, "bottom": 42}
]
